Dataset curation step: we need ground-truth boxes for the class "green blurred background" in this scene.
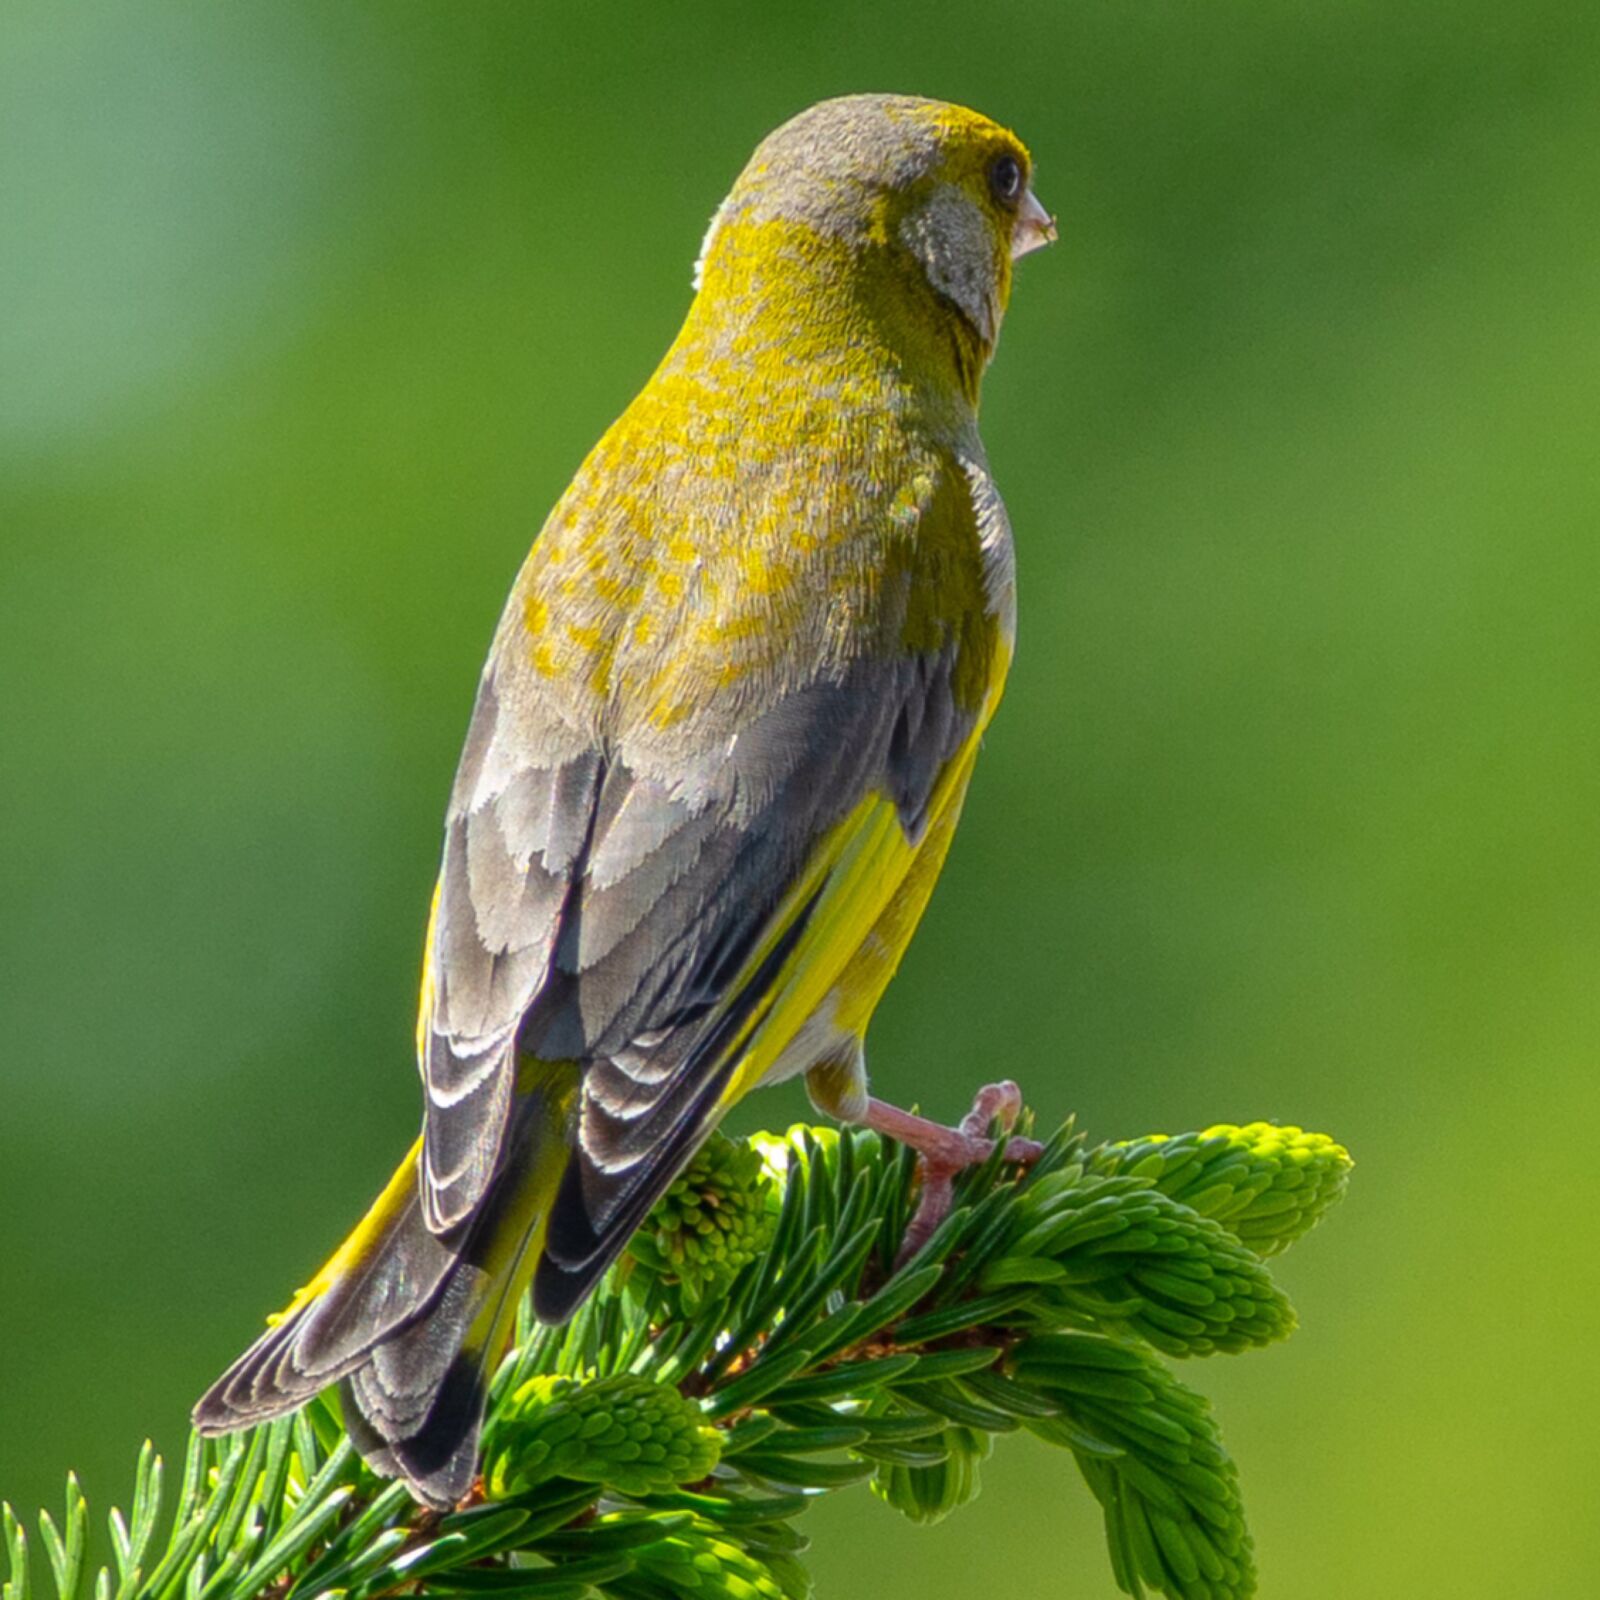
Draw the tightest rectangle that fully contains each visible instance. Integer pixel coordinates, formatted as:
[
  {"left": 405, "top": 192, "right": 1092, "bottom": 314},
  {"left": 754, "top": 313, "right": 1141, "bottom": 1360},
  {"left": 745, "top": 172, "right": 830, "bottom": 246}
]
[{"left": 4, "top": 1, "right": 1597, "bottom": 1594}]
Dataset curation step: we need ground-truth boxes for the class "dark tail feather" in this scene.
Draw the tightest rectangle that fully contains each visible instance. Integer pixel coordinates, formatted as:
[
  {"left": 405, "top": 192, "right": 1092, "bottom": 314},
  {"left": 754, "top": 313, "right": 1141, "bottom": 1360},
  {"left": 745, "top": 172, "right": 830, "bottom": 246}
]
[
  {"left": 340, "top": 1279, "right": 489, "bottom": 1507},
  {"left": 192, "top": 1139, "right": 458, "bottom": 1432},
  {"left": 343, "top": 1352, "right": 489, "bottom": 1508},
  {"left": 194, "top": 1078, "right": 577, "bottom": 1508}
]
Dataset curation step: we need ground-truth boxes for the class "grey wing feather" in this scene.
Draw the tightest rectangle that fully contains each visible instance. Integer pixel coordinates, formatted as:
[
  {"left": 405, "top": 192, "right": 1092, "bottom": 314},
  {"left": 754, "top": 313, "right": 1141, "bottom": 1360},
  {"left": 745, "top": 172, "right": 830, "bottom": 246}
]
[
  {"left": 418, "top": 619, "right": 979, "bottom": 1309},
  {"left": 418, "top": 667, "right": 603, "bottom": 1234},
  {"left": 528, "top": 655, "right": 977, "bottom": 1317}
]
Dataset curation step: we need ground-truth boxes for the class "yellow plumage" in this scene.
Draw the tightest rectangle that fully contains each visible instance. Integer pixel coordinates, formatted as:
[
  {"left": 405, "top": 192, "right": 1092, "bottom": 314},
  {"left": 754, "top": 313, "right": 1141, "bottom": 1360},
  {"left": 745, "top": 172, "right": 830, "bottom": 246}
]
[{"left": 194, "top": 93, "right": 1053, "bottom": 1507}]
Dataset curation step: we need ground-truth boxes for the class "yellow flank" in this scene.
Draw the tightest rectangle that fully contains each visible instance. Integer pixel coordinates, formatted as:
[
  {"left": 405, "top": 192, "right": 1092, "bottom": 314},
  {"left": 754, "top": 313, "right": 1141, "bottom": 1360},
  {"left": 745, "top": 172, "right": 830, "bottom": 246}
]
[
  {"left": 719, "top": 718, "right": 997, "bottom": 1108},
  {"left": 832, "top": 736, "right": 983, "bottom": 1038},
  {"left": 715, "top": 792, "right": 906, "bottom": 1106}
]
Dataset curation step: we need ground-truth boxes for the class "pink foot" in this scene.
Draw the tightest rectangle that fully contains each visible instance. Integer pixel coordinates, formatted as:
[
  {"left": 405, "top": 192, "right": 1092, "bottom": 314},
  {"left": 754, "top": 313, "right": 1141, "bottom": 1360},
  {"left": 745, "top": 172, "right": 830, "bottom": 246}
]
[{"left": 859, "top": 1081, "right": 1044, "bottom": 1265}]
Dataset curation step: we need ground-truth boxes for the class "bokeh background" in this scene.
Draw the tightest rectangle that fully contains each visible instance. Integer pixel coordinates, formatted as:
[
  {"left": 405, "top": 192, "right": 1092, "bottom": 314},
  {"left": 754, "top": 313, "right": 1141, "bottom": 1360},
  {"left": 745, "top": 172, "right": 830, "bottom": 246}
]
[{"left": 4, "top": 2, "right": 1597, "bottom": 1594}]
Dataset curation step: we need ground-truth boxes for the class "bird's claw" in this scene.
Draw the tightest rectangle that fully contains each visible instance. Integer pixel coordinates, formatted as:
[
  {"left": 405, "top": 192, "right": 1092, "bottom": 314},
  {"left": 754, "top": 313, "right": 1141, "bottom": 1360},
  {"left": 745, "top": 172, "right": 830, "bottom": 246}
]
[{"left": 894, "top": 1080, "right": 1043, "bottom": 1265}]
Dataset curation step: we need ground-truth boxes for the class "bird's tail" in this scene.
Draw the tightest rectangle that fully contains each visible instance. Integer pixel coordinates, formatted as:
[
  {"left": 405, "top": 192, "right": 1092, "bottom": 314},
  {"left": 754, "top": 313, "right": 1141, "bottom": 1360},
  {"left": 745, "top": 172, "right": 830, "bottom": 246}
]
[{"left": 192, "top": 1067, "right": 579, "bottom": 1507}]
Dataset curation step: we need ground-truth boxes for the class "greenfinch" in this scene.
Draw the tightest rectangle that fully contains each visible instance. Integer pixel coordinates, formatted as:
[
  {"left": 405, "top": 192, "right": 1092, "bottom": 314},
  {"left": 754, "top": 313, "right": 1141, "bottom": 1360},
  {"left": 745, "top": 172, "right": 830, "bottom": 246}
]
[{"left": 194, "top": 93, "right": 1055, "bottom": 1507}]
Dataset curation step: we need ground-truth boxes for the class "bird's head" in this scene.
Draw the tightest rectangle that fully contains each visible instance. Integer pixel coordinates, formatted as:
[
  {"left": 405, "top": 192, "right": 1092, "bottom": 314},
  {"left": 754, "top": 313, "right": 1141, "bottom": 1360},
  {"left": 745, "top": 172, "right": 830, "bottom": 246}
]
[{"left": 691, "top": 95, "right": 1054, "bottom": 401}]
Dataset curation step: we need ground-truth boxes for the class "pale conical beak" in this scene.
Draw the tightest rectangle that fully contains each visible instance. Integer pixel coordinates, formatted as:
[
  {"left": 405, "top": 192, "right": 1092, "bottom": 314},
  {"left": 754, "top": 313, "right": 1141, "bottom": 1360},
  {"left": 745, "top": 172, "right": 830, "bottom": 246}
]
[{"left": 1012, "top": 188, "right": 1058, "bottom": 259}]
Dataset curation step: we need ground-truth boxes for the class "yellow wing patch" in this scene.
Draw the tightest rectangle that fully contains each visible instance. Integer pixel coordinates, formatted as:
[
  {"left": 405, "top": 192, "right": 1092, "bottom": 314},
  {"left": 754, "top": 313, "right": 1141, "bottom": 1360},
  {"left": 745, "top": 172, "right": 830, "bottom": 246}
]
[{"left": 717, "top": 715, "right": 989, "bottom": 1107}]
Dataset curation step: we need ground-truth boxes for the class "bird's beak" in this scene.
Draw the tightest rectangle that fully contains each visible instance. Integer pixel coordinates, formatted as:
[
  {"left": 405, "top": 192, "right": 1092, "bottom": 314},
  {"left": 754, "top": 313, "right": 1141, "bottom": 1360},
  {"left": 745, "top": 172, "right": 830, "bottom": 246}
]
[{"left": 1011, "top": 188, "right": 1058, "bottom": 260}]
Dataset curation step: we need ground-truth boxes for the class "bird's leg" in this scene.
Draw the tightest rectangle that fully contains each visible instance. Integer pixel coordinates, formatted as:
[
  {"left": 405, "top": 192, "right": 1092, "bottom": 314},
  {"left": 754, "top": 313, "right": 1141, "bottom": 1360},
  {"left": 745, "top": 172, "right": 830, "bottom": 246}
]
[
  {"left": 805, "top": 1053, "right": 1043, "bottom": 1264},
  {"left": 858, "top": 1081, "right": 1044, "bottom": 1264}
]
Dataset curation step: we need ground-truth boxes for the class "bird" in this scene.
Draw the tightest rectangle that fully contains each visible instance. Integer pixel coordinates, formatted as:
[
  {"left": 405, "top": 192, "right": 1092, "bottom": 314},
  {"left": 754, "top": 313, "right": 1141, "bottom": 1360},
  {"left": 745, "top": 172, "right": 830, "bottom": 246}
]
[{"left": 193, "top": 92, "right": 1056, "bottom": 1509}]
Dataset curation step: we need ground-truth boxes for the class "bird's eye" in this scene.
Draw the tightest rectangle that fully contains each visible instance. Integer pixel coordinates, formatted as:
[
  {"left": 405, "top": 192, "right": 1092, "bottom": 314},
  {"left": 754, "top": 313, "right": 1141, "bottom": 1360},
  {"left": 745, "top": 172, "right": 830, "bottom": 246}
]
[{"left": 988, "top": 154, "right": 1023, "bottom": 205}]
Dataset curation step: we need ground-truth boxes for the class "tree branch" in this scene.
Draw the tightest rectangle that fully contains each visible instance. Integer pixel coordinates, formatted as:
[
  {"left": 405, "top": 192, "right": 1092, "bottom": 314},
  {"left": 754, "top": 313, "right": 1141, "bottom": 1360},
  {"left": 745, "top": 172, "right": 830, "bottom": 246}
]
[{"left": 1, "top": 1116, "right": 1351, "bottom": 1600}]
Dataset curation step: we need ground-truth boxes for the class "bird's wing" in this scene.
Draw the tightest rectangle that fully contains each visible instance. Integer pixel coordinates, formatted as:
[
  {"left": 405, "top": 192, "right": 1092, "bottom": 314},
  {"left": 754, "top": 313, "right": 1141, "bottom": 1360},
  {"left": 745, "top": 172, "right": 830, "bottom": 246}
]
[
  {"left": 531, "top": 651, "right": 994, "bottom": 1319},
  {"left": 419, "top": 642, "right": 984, "bottom": 1202},
  {"left": 412, "top": 656, "right": 603, "bottom": 1235}
]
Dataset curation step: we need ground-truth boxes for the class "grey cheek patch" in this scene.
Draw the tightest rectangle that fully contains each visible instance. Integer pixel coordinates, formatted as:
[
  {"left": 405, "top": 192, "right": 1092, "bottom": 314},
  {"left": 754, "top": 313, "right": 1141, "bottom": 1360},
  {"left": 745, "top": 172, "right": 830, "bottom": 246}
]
[{"left": 899, "top": 185, "right": 1000, "bottom": 346}]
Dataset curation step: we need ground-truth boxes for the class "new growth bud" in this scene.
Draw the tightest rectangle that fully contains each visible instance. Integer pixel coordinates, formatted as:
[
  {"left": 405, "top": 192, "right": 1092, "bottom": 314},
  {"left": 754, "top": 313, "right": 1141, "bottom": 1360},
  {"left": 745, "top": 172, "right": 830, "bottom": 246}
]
[
  {"left": 628, "top": 1134, "right": 779, "bottom": 1311},
  {"left": 1090, "top": 1123, "right": 1353, "bottom": 1258},
  {"left": 486, "top": 1373, "right": 721, "bottom": 1499}
]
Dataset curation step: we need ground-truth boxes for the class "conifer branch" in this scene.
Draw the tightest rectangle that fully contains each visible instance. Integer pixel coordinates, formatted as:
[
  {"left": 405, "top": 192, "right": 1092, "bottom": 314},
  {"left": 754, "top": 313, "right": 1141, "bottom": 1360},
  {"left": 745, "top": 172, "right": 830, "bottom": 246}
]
[{"left": 2, "top": 1116, "right": 1351, "bottom": 1600}]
